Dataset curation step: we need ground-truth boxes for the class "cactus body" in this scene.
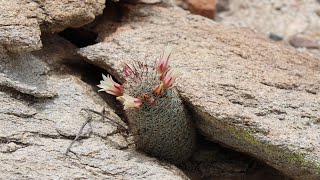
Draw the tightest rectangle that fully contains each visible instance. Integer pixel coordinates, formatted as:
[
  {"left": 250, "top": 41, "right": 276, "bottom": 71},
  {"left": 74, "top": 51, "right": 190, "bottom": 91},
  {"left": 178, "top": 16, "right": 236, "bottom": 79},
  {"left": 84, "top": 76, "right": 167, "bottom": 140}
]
[
  {"left": 98, "top": 48, "right": 196, "bottom": 163},
  {"left": 124, "top": 69, "right": 196, "bottom": 163}
]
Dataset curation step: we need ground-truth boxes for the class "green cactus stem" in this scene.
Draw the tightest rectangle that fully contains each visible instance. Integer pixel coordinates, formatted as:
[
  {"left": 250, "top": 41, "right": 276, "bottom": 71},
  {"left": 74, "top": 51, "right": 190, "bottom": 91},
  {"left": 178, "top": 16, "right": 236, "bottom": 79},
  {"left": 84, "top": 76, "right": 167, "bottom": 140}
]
[{"left": 98, "top": 48, "right": 196, "bottom": 163}]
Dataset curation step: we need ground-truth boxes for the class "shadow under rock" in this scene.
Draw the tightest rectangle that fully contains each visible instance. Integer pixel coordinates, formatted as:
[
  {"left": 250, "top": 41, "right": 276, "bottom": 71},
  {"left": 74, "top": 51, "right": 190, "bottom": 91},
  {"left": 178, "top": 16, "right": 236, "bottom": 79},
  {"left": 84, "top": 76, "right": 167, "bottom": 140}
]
[
  {"left": 180, "top": 134, "right": 291, "bottom": 180},
  {"left": 60, "top": 59, "right": 127, "bottom": 123}
]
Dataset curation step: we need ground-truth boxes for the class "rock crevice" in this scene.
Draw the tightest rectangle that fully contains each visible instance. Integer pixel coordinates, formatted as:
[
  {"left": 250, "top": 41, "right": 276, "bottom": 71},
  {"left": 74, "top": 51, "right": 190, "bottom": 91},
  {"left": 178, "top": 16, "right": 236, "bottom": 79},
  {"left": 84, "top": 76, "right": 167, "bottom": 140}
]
[{"left": 77, "top": 4, "right": 320, "bottom": 179}]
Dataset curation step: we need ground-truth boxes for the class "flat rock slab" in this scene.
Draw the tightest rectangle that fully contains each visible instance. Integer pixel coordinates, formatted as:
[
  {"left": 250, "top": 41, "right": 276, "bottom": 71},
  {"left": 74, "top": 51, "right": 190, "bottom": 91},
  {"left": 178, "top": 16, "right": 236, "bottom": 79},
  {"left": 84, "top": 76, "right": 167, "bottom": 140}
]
[
  {"left": 0, "top": 0, "right": 105, "bottom": 52},
  {"left": 78, "top": 5, "right": 320, "bottom": 179},
  {"left": 0, "top": 36, "right": 188, "bottom": 179},
  {"left": 0, "top": 50, "right": 57, "bottom": 98}
]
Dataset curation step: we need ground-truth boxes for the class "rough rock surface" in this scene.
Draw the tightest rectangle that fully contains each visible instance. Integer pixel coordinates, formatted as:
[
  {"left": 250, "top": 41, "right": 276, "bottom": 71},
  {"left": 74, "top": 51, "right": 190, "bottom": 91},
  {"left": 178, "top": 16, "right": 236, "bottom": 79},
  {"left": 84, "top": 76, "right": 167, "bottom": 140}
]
[
  {"left": 0, "top": 36, "right": 188, "bottom": 179},
  {"left": 0, "top": 0, "right": 105, "bottom": 52},
  {"left": 0, "top": 49, "right": 56, "bottom": 98},
  {"left": 78, "top": 5, "right": 320, "bottom": 179},
  {"left": 217, "top": 0, "right": 320, "bottom": 58}
]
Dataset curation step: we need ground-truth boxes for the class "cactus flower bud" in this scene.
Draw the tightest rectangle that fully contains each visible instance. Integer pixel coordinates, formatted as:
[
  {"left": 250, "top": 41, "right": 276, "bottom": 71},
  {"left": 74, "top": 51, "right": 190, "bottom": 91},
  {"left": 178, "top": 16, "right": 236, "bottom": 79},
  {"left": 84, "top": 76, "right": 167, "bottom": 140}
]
[
  {"left": 161, "top": 69, "right": 181, "bottom": 88},
  {"left": 153, "top": 82, "right": 164, "bottom": 96},
  {"left": 123, "top": 63, "right": 134, "bottom": 77},
  {"left": 141, "top": 93, "right": 156, "bottom": 105},
  {"left": 116, "top": 94, "right": 142, "bottom": 110},
  {"left": 97, "top": 74, "right": 123, "bottom": 96},
  {"left": 156, "top": 46, "right": 172, "bottom": 74}
]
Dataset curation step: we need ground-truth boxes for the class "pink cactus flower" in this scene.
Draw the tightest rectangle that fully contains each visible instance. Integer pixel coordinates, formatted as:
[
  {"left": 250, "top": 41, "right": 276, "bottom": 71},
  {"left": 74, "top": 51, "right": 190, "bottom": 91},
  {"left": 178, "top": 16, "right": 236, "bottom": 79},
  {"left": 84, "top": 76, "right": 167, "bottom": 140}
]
[
  {"left": 153, "top": 82, "right": 164, "bottom": 96},
  {"left": 156, "top": 46, "right": 172, "bottom": 74},
  {"left": 97, "top": 74, "right": 123, "bottom": 96},
  {"left": 161, "top": 69, "right": 181, "bottom": 88},
  {"left": 116, "top": 94, "right": 142, "bottom": 110}
]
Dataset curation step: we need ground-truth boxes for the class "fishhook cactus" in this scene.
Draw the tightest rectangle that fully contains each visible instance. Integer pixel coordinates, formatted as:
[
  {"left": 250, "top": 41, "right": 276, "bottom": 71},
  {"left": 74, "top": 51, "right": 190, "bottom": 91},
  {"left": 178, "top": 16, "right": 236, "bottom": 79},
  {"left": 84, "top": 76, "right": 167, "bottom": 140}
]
[{"left": 98, "top": 47, "right": 196, "bottom": 164}]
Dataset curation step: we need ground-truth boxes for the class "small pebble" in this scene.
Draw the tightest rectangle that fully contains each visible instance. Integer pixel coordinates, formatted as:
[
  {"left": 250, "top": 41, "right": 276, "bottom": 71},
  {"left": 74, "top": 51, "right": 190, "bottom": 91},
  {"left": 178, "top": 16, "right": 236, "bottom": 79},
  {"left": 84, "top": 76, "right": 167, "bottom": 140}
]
[
  {"left": 269, "top": 33, "right": 283, "bottom": 41},
  {"left": 6, "top": 142, "right": 17, "bottom": 152}
]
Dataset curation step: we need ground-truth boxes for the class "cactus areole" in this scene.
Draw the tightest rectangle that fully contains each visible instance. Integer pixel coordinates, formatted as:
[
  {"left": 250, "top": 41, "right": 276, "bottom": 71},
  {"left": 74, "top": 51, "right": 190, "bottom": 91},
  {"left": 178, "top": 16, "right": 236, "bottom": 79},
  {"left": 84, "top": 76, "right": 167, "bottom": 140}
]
[{"left": 98, "top": 47, "right": 196, "bottom": 164}]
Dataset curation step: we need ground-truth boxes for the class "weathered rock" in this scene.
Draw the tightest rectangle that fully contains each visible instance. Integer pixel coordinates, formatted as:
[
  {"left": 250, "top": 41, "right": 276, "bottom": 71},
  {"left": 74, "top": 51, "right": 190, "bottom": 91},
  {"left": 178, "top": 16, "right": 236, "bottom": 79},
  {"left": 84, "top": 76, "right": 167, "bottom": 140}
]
[
  {"left": 216, "top": 0, "right": 229, "bottom": 12},
  {"left": 185, "top": 0, "right": 217, "bottom": 19},
  {"left": 316, "top": 9, "right": 320, "bottom": 17},
  {"left": 217, "top": 0, "right": 320, "bottom": 57},
  {"left": 289, "top": 35, "right": 319, "bottom": 49},
  {"left": 218, "top": 0, "right": 319, "bottom": 38},
  {"left": 0, "top": 1, "right": 42, "bottom": 52},
  {"left": 0, "top": 0, "right": 105, "bottom": 52},
  {"left": 78, "top": 5, "right": 320, "bottom": 179},
  {"left": 0, "top": 36, "right": 189, "bottom": 179},
  {"left": 0, "top": 50, "right": 56, "bottom": 98}
]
